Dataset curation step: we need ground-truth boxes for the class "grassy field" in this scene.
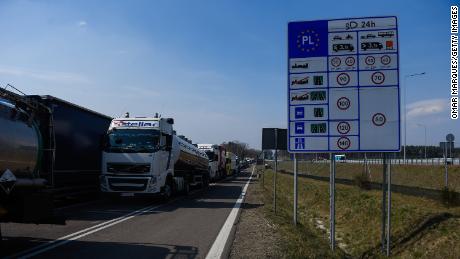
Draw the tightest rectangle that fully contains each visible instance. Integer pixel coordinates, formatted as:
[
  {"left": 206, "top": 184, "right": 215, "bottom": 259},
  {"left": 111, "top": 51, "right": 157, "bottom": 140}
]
[
  {"left": 267, "top": 161, "right": 460, "bottom": 191},
  {"left": 258, "top": 167, "right": 460, "bottom": 258}
]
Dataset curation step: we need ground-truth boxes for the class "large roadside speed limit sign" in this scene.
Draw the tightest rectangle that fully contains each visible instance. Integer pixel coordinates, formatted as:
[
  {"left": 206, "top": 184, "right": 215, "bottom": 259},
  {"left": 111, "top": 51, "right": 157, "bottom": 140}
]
[{"left": 288, "top": 16, "right": 400, "bottom": 153}]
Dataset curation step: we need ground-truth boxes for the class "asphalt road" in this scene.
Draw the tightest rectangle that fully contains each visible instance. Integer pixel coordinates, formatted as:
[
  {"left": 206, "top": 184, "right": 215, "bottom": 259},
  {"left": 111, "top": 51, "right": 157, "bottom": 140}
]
[{"left": 1, "top": 170, "right": 252, "bottom": 259}]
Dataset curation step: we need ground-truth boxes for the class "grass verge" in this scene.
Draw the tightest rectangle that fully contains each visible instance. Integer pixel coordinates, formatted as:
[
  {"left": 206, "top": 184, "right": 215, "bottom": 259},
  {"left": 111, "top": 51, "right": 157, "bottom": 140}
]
[
  {"left": 271, "top": 161, "right": 460, "bottom": 191},
  {"left": 259, "top": 167, "right": 460, "bottom": 258}
]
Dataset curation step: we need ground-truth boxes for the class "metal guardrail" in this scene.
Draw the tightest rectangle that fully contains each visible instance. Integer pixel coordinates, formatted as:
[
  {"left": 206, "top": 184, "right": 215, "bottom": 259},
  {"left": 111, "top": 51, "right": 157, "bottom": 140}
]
[{"left": 311, "top": 158, "right": 460, "bottom": 165}]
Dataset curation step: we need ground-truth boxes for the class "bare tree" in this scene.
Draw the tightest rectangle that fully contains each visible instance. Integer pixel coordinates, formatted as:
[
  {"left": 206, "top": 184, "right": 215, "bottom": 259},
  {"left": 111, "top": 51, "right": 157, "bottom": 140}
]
[{"left": 221, "top": 140, "right": 259, "bottom": 159}]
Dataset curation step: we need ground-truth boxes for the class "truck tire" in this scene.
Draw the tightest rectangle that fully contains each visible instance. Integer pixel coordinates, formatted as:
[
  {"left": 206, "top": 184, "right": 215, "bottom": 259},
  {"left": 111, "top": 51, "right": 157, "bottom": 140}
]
[{"left": 162, "top": 177, "right": 174, "bottom": 200}]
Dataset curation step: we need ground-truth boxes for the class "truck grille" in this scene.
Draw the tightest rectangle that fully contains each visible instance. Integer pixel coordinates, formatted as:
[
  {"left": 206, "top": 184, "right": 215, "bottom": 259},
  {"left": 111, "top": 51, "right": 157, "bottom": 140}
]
[
  {"left": 108, "top": 177, "right": 149, "bottom": 192},
  {"left": 107, "top": 163, "right": 150, "bottom": 174}
]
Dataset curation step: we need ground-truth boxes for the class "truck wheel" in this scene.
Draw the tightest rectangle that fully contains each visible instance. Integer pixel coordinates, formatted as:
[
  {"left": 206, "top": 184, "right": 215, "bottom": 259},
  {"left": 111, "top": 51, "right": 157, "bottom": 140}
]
[{"left": 162, "top": 179, "right": 174, "bottom": 200}]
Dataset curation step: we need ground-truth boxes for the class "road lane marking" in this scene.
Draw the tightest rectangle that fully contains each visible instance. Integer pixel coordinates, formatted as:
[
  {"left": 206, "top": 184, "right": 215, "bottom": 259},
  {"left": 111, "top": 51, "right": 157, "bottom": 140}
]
[
  {"left": 205, "top": 167, "right": 254, "bottom": 259},
  {"left": 8, "top": 189, "right": 203, "bottom": 259}
]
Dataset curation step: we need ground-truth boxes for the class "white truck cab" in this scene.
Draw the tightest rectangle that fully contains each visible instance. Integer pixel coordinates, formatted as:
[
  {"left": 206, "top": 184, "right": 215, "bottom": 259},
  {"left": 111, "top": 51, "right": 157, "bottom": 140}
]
[{"left": 100, "top": 116, "right": 208, "bottom": 197}]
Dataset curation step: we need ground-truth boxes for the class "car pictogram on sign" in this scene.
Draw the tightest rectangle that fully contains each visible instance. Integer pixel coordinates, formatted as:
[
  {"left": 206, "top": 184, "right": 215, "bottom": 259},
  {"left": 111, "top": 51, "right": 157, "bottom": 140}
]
[
  {"left": 360, "top": 33, "right": 376, "bottom": 39},
  {"left": 332, "top": 35, "right": 343, "bottom": 41}
]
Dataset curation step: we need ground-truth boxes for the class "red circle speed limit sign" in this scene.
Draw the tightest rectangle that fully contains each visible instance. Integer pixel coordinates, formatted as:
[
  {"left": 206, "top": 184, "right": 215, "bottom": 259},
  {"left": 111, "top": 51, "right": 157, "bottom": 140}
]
[
  {"left": 380, "top": 55, "right": 391, "bottom": 65},
  {"left": 371, "top": 72, "right": 385, "bottom": 84},
  {"left": 337, "top": 121, "right": 351, "bottom": 134},
  {"left": 337, "top": 73, "right": 350, "bottom": 86},
  {"left": 345, "top": 56, "right": 355, "bottom": 66},
  {"left": 337, "top": 137, "right": 351, "bottom": 150},
  {"left": 337, "top": 97, "right": 351, "bottom": 110},
  {"left": 365, "top": 56, "right": 375, "bottom": 65},
  {"left": 331, "top": 57, "right": 341, "bottom": 67},
  {"left": 372, "top": 113, "right": 386, "bottom": 126}
]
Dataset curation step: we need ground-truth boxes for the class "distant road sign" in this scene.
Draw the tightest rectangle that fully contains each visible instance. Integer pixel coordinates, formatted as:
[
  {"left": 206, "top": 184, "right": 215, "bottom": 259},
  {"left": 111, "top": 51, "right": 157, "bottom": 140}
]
[
  {"left": 446, "top": 133, "right": 455, "bottom": 142},
  {"left": 262, "top": 128, "right": 287, "bottom": 150},
  {"left": 288, "top": 16, "right": 400, "bottom": 152}
]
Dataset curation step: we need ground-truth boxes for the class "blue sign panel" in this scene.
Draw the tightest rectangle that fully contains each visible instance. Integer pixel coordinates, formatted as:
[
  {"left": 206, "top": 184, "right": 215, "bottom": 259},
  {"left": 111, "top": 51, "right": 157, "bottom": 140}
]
[{"left": 287, "top": 16, "right": 400, "bottom": 153}]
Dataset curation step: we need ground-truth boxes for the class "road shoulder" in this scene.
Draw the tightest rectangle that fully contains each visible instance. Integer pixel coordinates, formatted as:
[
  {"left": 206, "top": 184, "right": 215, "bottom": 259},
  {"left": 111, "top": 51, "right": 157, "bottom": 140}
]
[{"left": 229, "top": 175, "right": 282, "bottom": 258}]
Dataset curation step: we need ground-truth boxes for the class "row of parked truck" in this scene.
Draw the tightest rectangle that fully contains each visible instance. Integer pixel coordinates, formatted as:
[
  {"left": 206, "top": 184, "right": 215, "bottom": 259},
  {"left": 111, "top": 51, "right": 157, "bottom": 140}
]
[{"left": 0, "top": 88, "right": 243, "bottom": 227}]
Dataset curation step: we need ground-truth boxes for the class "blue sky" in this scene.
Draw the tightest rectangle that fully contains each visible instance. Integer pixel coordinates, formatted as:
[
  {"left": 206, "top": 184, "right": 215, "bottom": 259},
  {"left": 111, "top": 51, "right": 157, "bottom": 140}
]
[{"left": 0, "top": 0, "right": 458, "bottom": 148}]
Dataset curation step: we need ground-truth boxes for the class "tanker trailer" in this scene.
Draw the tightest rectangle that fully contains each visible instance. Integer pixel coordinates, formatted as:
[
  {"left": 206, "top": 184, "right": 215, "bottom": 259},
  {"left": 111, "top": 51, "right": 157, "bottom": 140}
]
[
  {"left": 0, "top": 88, "right": 111, "bottom": 224},
  {"left": 100, "top": 116, "right": 209, "bottom": 198}
]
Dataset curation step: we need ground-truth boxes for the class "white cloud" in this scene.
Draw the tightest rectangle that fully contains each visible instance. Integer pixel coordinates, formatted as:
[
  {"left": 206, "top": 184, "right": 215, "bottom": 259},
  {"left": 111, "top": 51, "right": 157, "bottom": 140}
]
[
  {"left": 77, "top": 20, "right": 87, "bottom": 27},
  {"left": 407, "top": 98, "right": 447, "bottom": 119},
  {"left": 0, "top": 66, "right": 90, "bottom": 84}
]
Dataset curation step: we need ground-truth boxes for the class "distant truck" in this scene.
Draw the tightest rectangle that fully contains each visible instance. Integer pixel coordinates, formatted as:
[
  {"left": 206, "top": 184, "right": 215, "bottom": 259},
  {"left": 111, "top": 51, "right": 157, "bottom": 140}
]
[
  {"left": 100, "top": 116, "right": 209, "bottom": 198},
  {"left": 225, "top": 152, "right": 238, "bottom": 176},
  {"left": 0, "top": 88, "right": 112, "bottom": 224},
  {"left": 197, "top": 144, "right": 227, "bottom": 181}
]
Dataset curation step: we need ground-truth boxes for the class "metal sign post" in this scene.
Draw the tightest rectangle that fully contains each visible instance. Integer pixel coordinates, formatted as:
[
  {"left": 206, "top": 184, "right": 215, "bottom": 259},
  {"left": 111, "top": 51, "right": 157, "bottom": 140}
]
[
  {"left": 274, "top": 128, "right": 278, "bottom": 213},
  {"left": 294, "top": 153, "right": 298, "bottom": 225},
  {"left": 386, "top": 154, "right": 392, "bottom": 257},
  {"left": 445, "top": 143, "right": 448, "bottom": 188},
  {"left": 381, "top": 153, "right": 392, "bottom": 256},
  {"left": 381, "top": 153, "right": 387, "bottom": 253},
  {"left": 330, "top": 153, "right": 336, "bottom": 251},
  {"left": 262, "top": 128, "right": 287, "bottom": 213}
]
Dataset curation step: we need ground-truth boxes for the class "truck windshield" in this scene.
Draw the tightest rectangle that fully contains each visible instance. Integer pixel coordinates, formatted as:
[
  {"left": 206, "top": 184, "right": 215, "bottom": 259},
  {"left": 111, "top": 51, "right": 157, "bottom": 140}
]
[
  {"left": 205, "top": 151, "right": 215, "bottom": 161},
  {"left": 105, "top": 129, "right": 160, "bottom": 153}
]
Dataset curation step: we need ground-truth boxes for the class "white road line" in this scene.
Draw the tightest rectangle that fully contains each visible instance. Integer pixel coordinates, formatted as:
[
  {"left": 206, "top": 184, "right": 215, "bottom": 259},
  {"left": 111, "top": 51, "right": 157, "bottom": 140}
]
[
  {"left": 9, "top": 189, "right": 203, "bottom": 259},
  {"left": 205, "top": 167, "right": 254, "bottom": 259}
]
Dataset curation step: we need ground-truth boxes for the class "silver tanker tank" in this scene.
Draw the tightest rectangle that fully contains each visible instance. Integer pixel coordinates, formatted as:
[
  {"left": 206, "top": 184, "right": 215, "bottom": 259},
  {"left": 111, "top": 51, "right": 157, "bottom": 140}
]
[{"left": 0, "top": 99, "right": 41, "bottom": 179}]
